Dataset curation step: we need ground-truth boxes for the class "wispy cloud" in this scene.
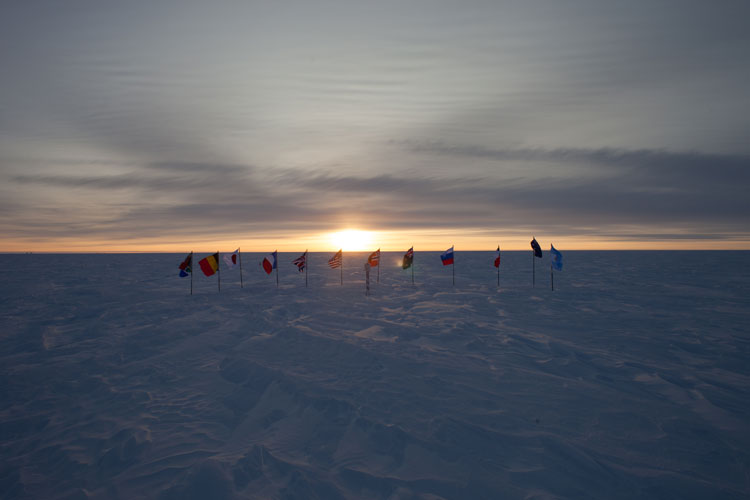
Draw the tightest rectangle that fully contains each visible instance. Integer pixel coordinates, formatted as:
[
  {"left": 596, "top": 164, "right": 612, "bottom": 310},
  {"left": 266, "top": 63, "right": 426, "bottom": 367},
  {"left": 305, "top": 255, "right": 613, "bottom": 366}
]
[{"left": 5, "top": 142, "right": 746, "bottom": 245}]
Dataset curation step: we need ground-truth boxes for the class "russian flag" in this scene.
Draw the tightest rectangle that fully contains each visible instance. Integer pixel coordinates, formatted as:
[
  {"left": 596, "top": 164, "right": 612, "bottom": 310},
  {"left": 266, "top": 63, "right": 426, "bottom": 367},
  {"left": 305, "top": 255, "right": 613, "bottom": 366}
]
[
  {"left": 440, "top": 246, "right": 454, "bottom": 266},
  {"left": 262, "top": 251, "right": 277, "bottom": 275}
]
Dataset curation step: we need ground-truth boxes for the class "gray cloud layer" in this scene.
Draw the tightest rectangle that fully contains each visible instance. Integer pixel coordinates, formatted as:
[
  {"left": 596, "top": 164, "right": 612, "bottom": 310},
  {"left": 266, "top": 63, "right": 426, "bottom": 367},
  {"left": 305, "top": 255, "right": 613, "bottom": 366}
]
[{"left": 3, "top": 144, "right": 748, "bottom": 243}]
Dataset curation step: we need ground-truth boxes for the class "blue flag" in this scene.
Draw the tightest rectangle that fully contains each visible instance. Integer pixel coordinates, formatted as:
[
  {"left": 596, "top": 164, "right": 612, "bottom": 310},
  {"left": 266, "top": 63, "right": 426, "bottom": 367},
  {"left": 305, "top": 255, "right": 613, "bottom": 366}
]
[{"left": 550, "top": 244, "right": 563, "bottom": 271}]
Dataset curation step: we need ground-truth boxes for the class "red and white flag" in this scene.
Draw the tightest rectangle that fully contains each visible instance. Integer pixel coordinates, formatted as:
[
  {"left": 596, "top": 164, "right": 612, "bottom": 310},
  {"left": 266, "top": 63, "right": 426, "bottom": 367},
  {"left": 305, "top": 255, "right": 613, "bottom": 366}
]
[
  {"left": 328, "top": 249, "right": 342, "bottom": 269},
  {"left": 367, "top": 249, "right": 380, "bottom": 267},
  {"left": 223, "top": 248, "right": 240, "bottom": 269},
  {"left": 493, "top": 246, "right": 501, "bottom": 268}
]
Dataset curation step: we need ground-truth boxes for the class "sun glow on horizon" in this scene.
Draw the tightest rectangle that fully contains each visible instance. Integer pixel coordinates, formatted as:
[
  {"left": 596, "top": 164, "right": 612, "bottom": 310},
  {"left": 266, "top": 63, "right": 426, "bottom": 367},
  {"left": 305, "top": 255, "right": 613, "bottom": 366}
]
[{"left": 328, "top": 229, "right": 375, "bottom": 252}]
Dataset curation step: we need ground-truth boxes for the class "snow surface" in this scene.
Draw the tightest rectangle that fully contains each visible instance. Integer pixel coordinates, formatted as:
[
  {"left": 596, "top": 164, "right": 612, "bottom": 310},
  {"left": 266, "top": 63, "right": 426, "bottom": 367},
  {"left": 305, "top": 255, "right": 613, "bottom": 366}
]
[{"left": 1, "top": 251, "right": 749, "bottom": 499}]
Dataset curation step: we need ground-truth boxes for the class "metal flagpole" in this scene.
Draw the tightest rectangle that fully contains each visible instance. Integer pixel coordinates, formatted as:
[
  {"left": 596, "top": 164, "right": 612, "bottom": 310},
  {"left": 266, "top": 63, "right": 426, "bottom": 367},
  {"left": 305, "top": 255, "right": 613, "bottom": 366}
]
[
  {"left": 551, "top": 264, "right": 554, "bottom": 291},
  {"left": 239, "top": 248, "right": 244, "bottom": 288},
  {"left": 497, "top": 247, "right": 500, "bottom": 287},
  {"left": 365, "top": 262, "right": 370, "bottom": 296},
  {"left": 411, "top": 247, "right": 414, "bottom": 284},
  {"left": 377, "top": 249, "right": 380, "bottom": 283}
]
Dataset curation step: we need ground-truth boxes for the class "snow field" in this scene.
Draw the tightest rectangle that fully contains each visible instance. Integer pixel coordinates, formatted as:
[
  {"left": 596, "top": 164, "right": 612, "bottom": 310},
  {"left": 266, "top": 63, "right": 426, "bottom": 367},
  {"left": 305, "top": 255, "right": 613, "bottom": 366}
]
[{"left": 1, "top": 251, "right": 749, "bottom": 499}]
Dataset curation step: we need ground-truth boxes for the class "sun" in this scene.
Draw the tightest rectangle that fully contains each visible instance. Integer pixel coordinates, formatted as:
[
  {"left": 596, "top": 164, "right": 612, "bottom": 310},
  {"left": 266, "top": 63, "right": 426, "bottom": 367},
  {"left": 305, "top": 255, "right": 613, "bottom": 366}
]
[{"left": 329, "top": 229, "right": 374, "bottom": 252}]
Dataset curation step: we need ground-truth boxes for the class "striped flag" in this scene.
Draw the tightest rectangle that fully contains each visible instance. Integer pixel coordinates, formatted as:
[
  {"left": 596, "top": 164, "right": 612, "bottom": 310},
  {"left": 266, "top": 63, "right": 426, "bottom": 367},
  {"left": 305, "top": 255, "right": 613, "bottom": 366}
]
[
  {"left": 199, "top": 253, "right": 220, "bottom": 276},
  {"left": 328, "top": 249, "right": 342, "bottom": 269},
  {"left": 292, "top": 251, "right": 307, "bottom": 272},
  {"left": 367, "top": 249, "right": 380, "bottom": 267},
  {"left": 440, "top": 246, "right": 454, "bottom": 266},
  {"left": 261, "top": 251, "right": 277, "bottom": 275}
]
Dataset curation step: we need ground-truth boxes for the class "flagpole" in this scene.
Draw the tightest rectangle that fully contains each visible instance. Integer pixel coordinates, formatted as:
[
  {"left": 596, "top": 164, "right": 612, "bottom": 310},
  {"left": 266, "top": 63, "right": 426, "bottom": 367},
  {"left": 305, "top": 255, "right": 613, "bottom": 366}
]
[
  {"left": 217, "top": 251, "right": 221, "bottom": 292},
  {"left": 190, "top": 251, "right": 193, "bottom": 295},
  {"left": 239, "top": 247, "right": 244, "bottom": 288},
  {"left": 275, "top": 251, "right": 279, "bottom": 288},
  {"left": 411, "top": 246, "right": 414, "bottom": 284},
  {"left": 497, "top": 247, "right": 500, "bottom": 287},
  {"left": 452, "top": 247, "right": 455, "bottom": 286}
]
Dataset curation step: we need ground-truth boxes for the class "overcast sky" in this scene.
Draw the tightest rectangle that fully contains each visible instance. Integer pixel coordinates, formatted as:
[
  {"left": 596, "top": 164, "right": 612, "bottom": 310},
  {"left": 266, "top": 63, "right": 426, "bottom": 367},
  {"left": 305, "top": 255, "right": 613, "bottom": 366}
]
[{"left": 2, "top": 0, "right": 749, "bottom": 251}]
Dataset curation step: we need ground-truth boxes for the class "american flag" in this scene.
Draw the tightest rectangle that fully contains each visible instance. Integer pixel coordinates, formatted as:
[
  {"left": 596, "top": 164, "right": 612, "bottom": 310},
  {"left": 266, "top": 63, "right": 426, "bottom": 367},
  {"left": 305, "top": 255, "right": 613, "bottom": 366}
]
[
  {"left": 367, "top": 249, "right": 380, "bottom": 267},
  {"left": 292, "top": 251, "right": 307, "bottom": 272},
  {"left": 328, "top": 249, "right": 342, "bottom": 269}
]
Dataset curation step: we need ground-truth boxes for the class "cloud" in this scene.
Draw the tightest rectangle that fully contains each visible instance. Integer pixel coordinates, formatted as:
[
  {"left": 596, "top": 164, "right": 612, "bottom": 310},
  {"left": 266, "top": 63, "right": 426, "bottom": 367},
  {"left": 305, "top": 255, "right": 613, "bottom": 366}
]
[
  {"left": 9, "top": 162, "right": 255, "bottom": 192},
  {"left": 3, "top": 143, "right": 749, "bottom": 245}
]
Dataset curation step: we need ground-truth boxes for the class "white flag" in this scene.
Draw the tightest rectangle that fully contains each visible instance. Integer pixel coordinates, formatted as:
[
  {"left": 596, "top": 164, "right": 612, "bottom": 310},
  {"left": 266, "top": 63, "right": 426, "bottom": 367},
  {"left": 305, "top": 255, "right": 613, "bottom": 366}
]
[{"left": 223, "top": 248, "right": 240, "bottom": 269}]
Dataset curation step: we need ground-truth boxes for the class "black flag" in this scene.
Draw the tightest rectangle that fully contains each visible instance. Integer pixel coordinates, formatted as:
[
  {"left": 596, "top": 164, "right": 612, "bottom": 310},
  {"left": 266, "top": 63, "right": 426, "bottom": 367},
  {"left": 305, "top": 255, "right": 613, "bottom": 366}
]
[{"left": 530, "top": 238, "right": 542, "bottom": 258}]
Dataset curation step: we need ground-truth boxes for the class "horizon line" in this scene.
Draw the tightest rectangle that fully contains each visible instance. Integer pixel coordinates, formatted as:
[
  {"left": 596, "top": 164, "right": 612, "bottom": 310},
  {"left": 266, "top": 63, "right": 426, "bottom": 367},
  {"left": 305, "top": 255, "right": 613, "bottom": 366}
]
[{"left": 3, "top": 248, "right": 750, "bottom": 255}]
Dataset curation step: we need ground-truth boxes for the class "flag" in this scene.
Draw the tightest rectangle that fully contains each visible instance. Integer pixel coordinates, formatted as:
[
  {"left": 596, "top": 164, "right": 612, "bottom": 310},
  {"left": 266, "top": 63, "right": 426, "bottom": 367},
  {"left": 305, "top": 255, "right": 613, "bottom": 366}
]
[
  {"left": 292, "top": 251, "right": 307, "bottom": 272},
  {"left": 550, "top": 244, "right": 563, "bottom": 271},
  {"left": 493, "top": 246, "right": 501, "bottom": 268},
  {"left": 178, "top": 252, "right": 192, "bottom": 277},
  {"left": 531, "top": 238, "right": 542, "bottom": 258},
  {"left": 262, "top": 251, "right": 277, "bottom": 275},
  {"left": 328, "top": 249, "right": 342, "bottom": 269},
  {"left": 441, "top": 246, "right": 454, "bottom": 266},
  {"left": 223, "top": 248, "right": 239, "bottom": 269},
  {"left": 367, "top": 249, "right": 380, "bottom": 267},
  {"left": 199, "top": 253, "right": 220, "bottom": 277},
  {"left": 402, "top": 247, "right": 413, "bottom": 269}
]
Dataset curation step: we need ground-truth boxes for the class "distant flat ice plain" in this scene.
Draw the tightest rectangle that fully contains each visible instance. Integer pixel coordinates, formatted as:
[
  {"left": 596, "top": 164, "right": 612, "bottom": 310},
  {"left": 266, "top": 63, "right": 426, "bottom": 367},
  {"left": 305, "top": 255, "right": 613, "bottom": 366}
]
[{"left": 1, "top": 251, "right": 749, "bottom": 499}]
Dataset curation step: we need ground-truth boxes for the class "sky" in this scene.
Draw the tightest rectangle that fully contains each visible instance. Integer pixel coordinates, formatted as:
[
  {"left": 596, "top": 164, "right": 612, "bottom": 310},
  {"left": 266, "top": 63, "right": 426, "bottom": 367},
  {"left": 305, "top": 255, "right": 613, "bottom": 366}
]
[{"left": 2, "top": 0, "right": 749, "bottom": 252}]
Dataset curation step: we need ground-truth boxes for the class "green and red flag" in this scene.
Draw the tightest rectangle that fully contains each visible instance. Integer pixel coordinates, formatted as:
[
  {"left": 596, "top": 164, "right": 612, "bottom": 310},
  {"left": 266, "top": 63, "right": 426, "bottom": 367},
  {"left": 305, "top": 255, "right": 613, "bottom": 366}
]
[{"left": 179, "top": 252, "right": 193, "bottom": 277}]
